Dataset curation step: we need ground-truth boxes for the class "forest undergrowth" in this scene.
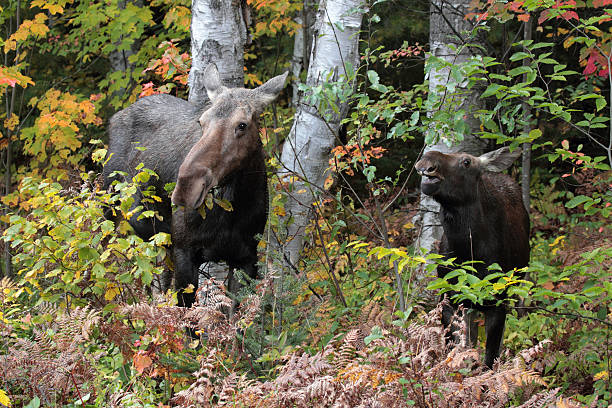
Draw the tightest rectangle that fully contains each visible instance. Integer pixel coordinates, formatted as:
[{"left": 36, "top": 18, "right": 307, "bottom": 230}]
[{"left": 0, "top": 165, "right": 610, "bottom": 408}]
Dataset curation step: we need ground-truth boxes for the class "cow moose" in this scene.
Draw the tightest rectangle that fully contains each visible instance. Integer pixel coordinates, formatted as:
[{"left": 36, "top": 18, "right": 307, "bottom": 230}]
[
  {"left": 415, "top": 146, "right": 530, "bottom": 368},
  {"left": 103, "top": 64, "right": 288, "bottom": 307}
]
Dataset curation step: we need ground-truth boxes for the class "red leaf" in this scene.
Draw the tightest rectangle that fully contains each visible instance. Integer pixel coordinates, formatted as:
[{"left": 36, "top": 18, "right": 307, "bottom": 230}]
[
  {"left": 0, "top": 77, "right": 18, "bottom": 87},
  {"left": 560, "top": 10, "right": 578, "bottom": 21},
  {"left": 517, "top": 13, "right": 530, "bottom": 22},
  {"left": 538, "top": 10, "right": 550, "bottom": 24},
  {"left": 593, "top": 0, "right": 612, "bottom": 6},
  {"left": 509, "top": 1, "right": 524, "bottom": 12},
  {"left": 583, "top": 55, "right": 598, "bottom": 77}
]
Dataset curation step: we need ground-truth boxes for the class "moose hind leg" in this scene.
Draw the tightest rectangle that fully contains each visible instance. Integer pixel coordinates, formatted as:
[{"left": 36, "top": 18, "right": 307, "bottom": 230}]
[
  {"left": 174, "top": 247, "right": 199, "bottom": 308},
  {"left": 484, "top": 306, "right": 507, "bottom": 368}
]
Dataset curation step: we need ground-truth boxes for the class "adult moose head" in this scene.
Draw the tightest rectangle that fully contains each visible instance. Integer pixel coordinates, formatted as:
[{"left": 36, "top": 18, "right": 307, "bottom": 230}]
[
  {"left": 104, "top": 64, "right": 288, "bottom": 307},
  {"left": 172, "top": 64, "right": 286, "bottom": 209},
  {"left": 415, "top": 146, "right": 530, "bottom": 368}
]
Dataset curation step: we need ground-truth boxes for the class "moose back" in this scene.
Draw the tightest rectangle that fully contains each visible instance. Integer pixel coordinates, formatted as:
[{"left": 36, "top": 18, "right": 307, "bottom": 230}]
[
  {"left": 416, "top": 146, "right": 530, "bottom": 368},
  {"left": 103, "top": 64, "right": 288, "bottom": 307}
]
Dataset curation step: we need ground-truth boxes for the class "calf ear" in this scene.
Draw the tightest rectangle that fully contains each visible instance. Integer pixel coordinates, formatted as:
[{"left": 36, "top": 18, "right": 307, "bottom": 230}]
[
  {"left": 252, "top": 71, "right": 289, "bottom": 110},
  {"left": 203, "top": 63, "right": 227, "bottom": 102},
  {"left": 479, "top": 146, "right": 521, "bottom": 172}
]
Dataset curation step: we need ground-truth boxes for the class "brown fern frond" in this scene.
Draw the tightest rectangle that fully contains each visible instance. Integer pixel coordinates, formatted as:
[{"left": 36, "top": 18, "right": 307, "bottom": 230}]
[
  {"left": 517, "top": 339, "right": 553, "bottom": 365},
  {"left": 216, "top": 373, "right": 239, "bottom": 407},
  {"left": 107, "top": 391, "right": 147, "bottom": 408},
  {"left": 334, "top": 329, "right": 363, "bottom": 370},
  {"left": 358, "top": 301, "right": 388, "bottom": 334},
  {"left": 515, "top": 387, "right": 562, "bottom": 408},
  {"left": 0, "top": 306, "right": 100, "bottom": 404},
  {"left": 121, "top": 302, "right": 187, "bottom": 329},
  {"left": 196, "top": 278, "right": 232, "bottom": 310},
  {"left": 233, "top": 277, "right": 272, "bottom": 330},
  {"left": 55, "top": 306, "right": 101, "bottom": 349},
  {"left": 172, "top": 349, "right": 219, "bottom": 408}
]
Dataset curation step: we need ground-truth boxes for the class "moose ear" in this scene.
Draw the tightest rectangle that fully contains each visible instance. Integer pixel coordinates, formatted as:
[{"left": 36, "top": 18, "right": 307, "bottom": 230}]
[
  {"left": 252, "top": 71, "right": 289, "bottom": 109},
  {"left": 203, "top": 63, "right": 227, "bottom": 102},
  {"left": 478, "top": 146, "right": 522, "bottom": 172}
]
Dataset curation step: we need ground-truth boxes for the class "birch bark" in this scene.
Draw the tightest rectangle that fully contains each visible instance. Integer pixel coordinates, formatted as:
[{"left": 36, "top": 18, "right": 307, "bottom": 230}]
[
  {"left": 278, "top": 0, "right": 364, "bottom": 266},
  {"left": 416, "top": 0, "right": 488, "bottom": 263},
  {"left": 187, "top": 0, "right": 247, "bottom": 284},
  {"left": 188, "top": 0, "right": 247, "bottom": 105}
]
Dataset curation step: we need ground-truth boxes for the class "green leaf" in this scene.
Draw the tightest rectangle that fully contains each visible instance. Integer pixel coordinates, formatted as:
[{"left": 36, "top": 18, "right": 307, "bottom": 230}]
[
  {"left": 595, "top": 97, "right": 607, "bottom": 112},
  {"left": 509, "top": 51, "right": 530, "bottom": 61},
  {"left": 364, "top": 326, "right": 384, "bottom": 345},
  {"left": 565, "top": 195, "right": 591, "bottom": 209},
  {"left": 508, "top": 66, "right": 532, "bottom": 77},
  {"left": 482, "top": 83, "right": 503, "bottom": 98},
  {"left": 78, "top": 247, "right": 100, "bottom": 261},
  {"left": 367, "top": 70, "right": 380, "bottom": 85}
]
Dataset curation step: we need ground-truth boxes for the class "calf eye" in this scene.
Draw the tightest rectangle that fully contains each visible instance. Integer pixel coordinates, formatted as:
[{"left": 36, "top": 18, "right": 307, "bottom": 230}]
[
  {"left": 237, "top": 122, "right": 248, "bottom": 132},
  {"left": 462, "top": 158, "right": 471, "bottom": 168}
]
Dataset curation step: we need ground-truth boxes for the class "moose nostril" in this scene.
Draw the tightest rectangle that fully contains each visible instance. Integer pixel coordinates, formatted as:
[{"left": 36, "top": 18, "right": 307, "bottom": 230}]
[{"left": 427, "top": 165, "right": 437, "bottom": 173}]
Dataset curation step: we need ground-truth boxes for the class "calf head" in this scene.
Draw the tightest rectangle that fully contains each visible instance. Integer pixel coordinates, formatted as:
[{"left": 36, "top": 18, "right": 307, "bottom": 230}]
[
  {"left": 415, "top": 146, "right": 521, "bottom": 204},
  {"left": 171, "top": 64, "right": 288, "bottom": 209}
]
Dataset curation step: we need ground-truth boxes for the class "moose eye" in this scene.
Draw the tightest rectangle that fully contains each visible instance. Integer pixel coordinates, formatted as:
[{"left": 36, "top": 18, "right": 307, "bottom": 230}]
[
  {"left": 462, "top": 158, "right": 471, "bottom": 168},
  {"left": 236, "top": 122, "right": 248, "bottom": 132}
]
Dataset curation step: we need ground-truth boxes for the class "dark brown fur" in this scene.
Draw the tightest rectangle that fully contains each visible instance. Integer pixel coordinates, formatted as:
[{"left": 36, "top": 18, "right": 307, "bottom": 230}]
[
  {"left": 103, "top": 64, "right": 287, "bottom": 307},
  {"left": 415, "top": 147, "right": 530, "bottom": 368}
]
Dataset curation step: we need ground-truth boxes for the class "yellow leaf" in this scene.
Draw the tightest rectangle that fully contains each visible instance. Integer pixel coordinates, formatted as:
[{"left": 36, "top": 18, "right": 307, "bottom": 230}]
[
  {"left": 273, "top": 205, "right": 286, "bottom": 217},
  {"left": 4, "top": 114, "right": 19, "bottom": 131},
  {"left": 46, "top": 3, "right": 63, "bottom": 14},
  {"left": 105, "top": 284, "right": 120, "bottom": 301},
  {"left": 594, "top": 370, "right": 609, "bottom": 381},
  {"left": 0, "top": 388, "right": 11, "bottom": 407},
  {"left": 214, "top": 198, "right": 233, "bottom": 212}
]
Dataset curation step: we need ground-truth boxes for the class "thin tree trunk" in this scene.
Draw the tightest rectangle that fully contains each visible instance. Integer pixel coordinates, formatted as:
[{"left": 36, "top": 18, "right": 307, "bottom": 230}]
[
  {"left": 108, "top": 0, "right": 143, "bottom": 104},
  {"left": 188, "top": 0, "right": 247, "bottom": 105},
  {"left": 290, "top": 0, "right": 316, "bottom": 106},
  {"left": 2, "top": 0, "right": 21, "bottom": 278},
  {"left": 277, "top": 0, "right": 364, "bottom": 267},
  {"left": 415, "top": 0, "right": 487, "bottom": 280},
  {"left": 521, "top": 21, "right": 533, "bottom": 212}
]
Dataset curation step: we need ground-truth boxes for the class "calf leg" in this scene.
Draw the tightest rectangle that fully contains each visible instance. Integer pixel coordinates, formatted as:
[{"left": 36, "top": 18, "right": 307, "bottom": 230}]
[
  {"left": 484, "top": 306, "right": 507, "bottom": 368},
  {"left": 441, "top": 300, "right": 459, "bottom": 344},
  {"left": 464, "top": 309, "right": 479, "bottom": 348}
]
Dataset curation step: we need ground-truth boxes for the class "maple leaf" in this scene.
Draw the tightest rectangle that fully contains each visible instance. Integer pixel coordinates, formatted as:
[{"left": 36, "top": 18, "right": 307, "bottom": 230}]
[
  {"left": 517, "top": 13, "right": 530, "bottom": 22},
  {"left": 133, "top": 351, "right": 153, "bottom": 375},
  {"left": 0, "top": 77, "right": 18, "bottom": 87}
]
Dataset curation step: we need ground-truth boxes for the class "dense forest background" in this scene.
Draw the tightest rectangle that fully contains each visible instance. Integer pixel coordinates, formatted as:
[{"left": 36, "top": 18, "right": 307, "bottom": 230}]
[{"left": 1, "top": 0, "right": 611, "bottom": 407}]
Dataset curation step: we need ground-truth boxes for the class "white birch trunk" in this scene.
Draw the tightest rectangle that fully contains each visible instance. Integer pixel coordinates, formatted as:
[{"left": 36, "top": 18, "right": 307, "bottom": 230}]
[
  {"left": 278, "top": 0, "right": 364, "bottom": 266},
  {"left": 188, "top": 0, "right": 247, "bottom": 104},
  {"left": 187, "top": 0, "right": 247, "bottom": 286},
  {"left": 416, "top": 0, "right": 488, "bottom": 262}
]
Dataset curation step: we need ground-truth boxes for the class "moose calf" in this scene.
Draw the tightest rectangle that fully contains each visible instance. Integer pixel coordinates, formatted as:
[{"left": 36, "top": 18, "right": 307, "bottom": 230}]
[
  {"left": 415, "top": 146, "right": 530, "bottom": 368},
  {"left": 104, "top": 64, "right": 288, "bottom": 307}
]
